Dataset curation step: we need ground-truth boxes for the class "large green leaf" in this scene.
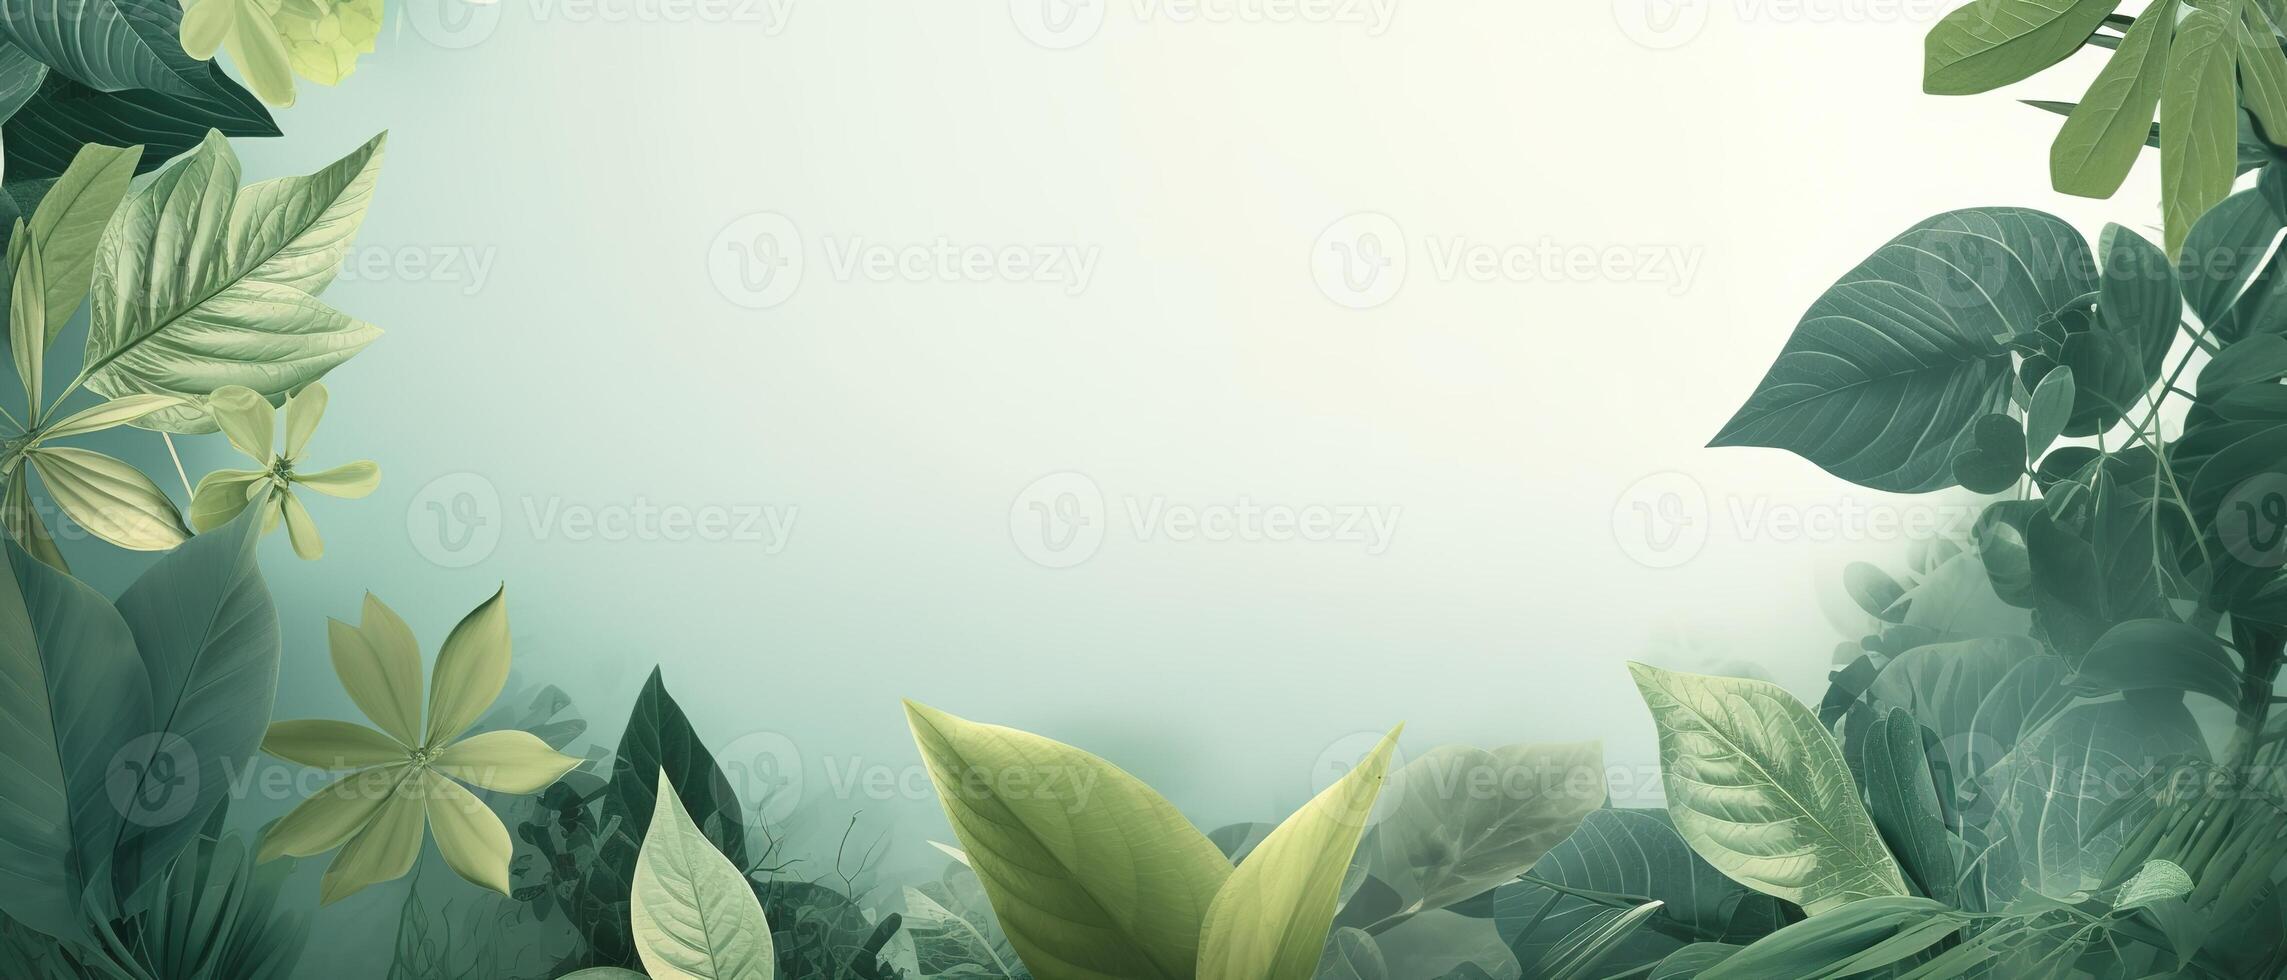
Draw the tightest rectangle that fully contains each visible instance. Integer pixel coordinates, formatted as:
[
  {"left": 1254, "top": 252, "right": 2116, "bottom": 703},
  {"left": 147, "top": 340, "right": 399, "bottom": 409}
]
[
  {"left": 1370, "top": 742, "right": 1605, "bottom": 915},
  {"left": 904, "top": 700, "right": 1233, "bottom": 980},
  {"left": 19, "top": 142, "right": 137, "bottom": 334},
  {"left": 1695, "top": 896, "right": 1968, "bottom": 980},
  {"left": 1628, "top": 663, "right": 1908, "bottom": 914},
  {"left": 1982, "top": 697, "right": 2207, "bottom": 902},
  {"left": 2074, "top": 618, "right": 2242, "bottom": 706},
  {"left": 1710, "top": 209, "right": 2094, "bottom": 492},
  {"left": 1198, "top": 726, "right": 1397, "bottom": 980},
  {"left": 83, "top": 130, "right": 381, "bottom": 432},
  {"left": 631, "top": 774, "right": 776, "bottom": 980},
  {"left": 0, "top": 539, "right": 152, "bottom": 942},
  {"left": 598, "top": 668, "right": 750, "bottom": 879},
  {"left": 1924, "top": 0, "right": 2122, "bottom": 96},
  {"left": 0, "top": 0, "right": 208, "bottom": 97},
  {"left": 1, "top": 66, "right": 274, "bottom": 183},
  {"left": 107, "top": 505, "right": 277, "bottom": 907},
  {"left": 2051, "top": 1, "right": 2172, "bottom": 197},
  {"left": 1860, "top": 708, "right": 1959, "bottom": 907},
  {"left": 2162, "top": 2, "right": 2241, "bottom": 255}
]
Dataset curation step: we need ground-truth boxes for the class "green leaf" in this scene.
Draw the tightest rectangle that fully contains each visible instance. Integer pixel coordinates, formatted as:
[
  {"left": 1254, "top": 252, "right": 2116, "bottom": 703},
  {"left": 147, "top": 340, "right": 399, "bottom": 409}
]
[
  {"left": 1370, "top": 741, "right": 1605, "bottom": 914},
  {"left": 424, "top": 584, "right": 509, "bottom": 746},
  {"left": 107, "top": 505, "right": 277, "bottom": 907},
  {"left": 2198, "top": 333, "right": 2287, "bottom": 393},
  {"left": 1952, "top": 413, "right": 2027, "bottom": 493},
  {"left": 903, "top": 866, "right": 1025, "bottom": 980},
  {"left": 8, "top": 221, "right": 41, "bottom": 408},
  {"left": 1627, "top": 663, "right": 1908, "bottom": 914},
  {"left": 1710, "top": 209, "right": 2093, "bottom": 492},
  {"left": 559, "top": 971, "right": 649, "bottom": 980},
  {"left": 0, "top": 469, "right": 64, "bottom": 570},
  {"left": 1650, "top": 944, "right": 1742, "bottom": 979},
  {"left": 1860, "top": 708, "right": 1959, "bottom": 907},
  {"left": 2237, "top": 3, "right": 2287, "bottom": 145},
  {"left": 2176, "top": 186, "right": 2278, "bottom": 338},
  {"left": 0, "top": 41, "right": 45, "bottom": 122},
  {"left": 0, "top": 0, "right": 209, "bottom": 97},
  {"left": 1, "top": 66, "right": 275, "bottom": 183},
  {"left": 593, "top": 667, "right": 753, "bottom": 963},
  {"left": 1843, "top": 562, "right": 1907, "bottom": 621},
  {"left": 2051, "top": 0, "right": 2172, "bottom": 196},
  {"left": 84, "top": 130, "right": 381, "bottom": 433},
  {"left": 2115, "top": 858, "right": 2195, "bottom": 911},
  {"left": 26, "top": 445, "right": 187, "bottom": 550},
  {"left": 1696, "top": 896, "right": 1968, "bottom": 980},
  {"left": 1317, "top": 927, "right": 1387, "bottom": 980},
  {"left": 21, "top": 142, "right": 137, "bottom": 334},
  {"left": 1983, "top": 698, "right": 2207, "bottom": 901},
  {"left": 1535, "top": 901, "right": 1667, "bottom": 980},
  {"left": 2075, "top": 618, "right": 2242, "bottom": 705},
  {"left": 904, "top": 699, "right": 1233, "bottom": 980},
  {"left": 0, "top": 539, "right": 152, "bottom": 942},
  {"left": 1924, "top": 0, "right": 2123, "bottom": 96},
  {"left": 2025, "top": 365, "right": 2076, "bottom": 459},
  {"left": 2162, "top": 2, "right": 2241, "bottom": 255},
  {"left": 1198, "top": 726, "right": 1397, "bottom": 980}
]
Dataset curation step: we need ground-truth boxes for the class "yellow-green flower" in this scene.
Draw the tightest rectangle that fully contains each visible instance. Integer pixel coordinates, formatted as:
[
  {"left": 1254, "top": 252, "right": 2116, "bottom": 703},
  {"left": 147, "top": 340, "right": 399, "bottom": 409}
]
[
  {"left": 259, "top": 589, "right": 579, "bottom": 905},
  {"left": 191, "top": 384, "right": 378, "bottom": 560},
  {"left": 179, "top": 0, "right": 381, "bottom": 107}
]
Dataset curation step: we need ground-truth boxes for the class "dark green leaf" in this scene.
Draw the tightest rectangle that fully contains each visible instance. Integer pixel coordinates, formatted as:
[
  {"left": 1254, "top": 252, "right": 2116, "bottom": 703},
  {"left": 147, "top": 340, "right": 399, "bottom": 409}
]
[
  {"left": 1953, "top": 413, "right": 2028, "bottom": 493},
  {"left": 1862, "top": 708, "right": 1960, "bottom": 907},
  {"left": 2074, "top": 618, "right": 2242, "bottom": 706},
  {"left": 2, "top": 67, "right": 276, "bottom": 183}
]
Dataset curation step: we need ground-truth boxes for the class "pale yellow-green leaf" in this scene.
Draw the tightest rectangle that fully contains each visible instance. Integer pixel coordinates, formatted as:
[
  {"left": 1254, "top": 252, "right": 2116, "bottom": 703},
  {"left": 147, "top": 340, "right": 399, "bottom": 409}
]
[
  {"left": 1372, "top": 741, "right": 1607, "bottom": 914},
  {"left": 1924, "top": 0, "right": 2125, "bottom": 96},
  {"left": 294, "top": 459, "right": 379, "bottom": 497},
  {"left": 27, "top": 447, "right": 188, "bottom": 550},
  {"left": 426, "top": 586, "right": 511, "bottom": 746},
  {"left": 632, "top": 774, "right": 777, "bottom": 980},
  {"left": 41, "top": 394, "right": 187, "bottom": 439},
  {"left": 0, "top": 471, "right": 65, "bottom": 571},
  {"left": 1197, "top": 726, "right": 1398, "bottom": 980},
  {"left": 24, "top": 143, "right": 140, "bottom": 333},
  {"left": 258, "top": 765, "right": 407, "bottom": 862},
  {"left": 904, "top": 699, "right": 1232, "bottom": 980},
  {"left": 434, "top": 729, "right": 580, "bottom": 794},
  {"left": 189, "top": 468, "right": 267, "bottom": 532},
  {"left": 228, "top": 15, "right": 297, "bottom": 106},
  {"left": 262, "top": 718, "right": 407, "bottom": 768},
  {"left": 330, "top": 595, "right": 426, "bottom": 747},
  {"left": 2052, "top": 0, "right": 2172, "bottom": 197},
  {"left": 285, "top": 382, "right": 326, "bottom": 455},
  {"left": 280, "top": 491, "right": 321, "bottom": 559},
  {"left": 278, "top": 0, "right": 382, "bottom": 85},
  {"left": 319, "top": 773, "right": 423, "bottom": 904},
  {"left": 87, "top": 131, "right": 382, "bottom": 432},
  {"left": 558, "top": 971, "right": 648, "bottom": 980},
  {"left": 180, "top": 0, "right": 235, "bottom": 59},
  {"left": 423, "top": 770, "right": 514, "bottom": 895},
  {"left": 1628, "top": 663, "right": 1907, "bottom": 915},
  {"left": 2162, "top": 3, "right": 2240, "bottom": 255},
  {"left": 10, "top": 222, "right": 43, "bottom": 410},
  {"left": 207, "top": 385, "right": 275, "bottom": 461}
]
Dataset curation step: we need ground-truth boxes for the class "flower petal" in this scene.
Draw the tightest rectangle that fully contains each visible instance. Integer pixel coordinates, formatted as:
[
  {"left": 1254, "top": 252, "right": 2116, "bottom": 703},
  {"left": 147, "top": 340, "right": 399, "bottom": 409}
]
[
  {"left": 282, "top": 491, "right": 323, "bottom": 559},
  {"left": 318, "top": 776, "right": 424, "bottom": 904},
  {"left": 260, "top": 490, "right": 284, "bottom": 534},
  {"left": 425, "top": 586, "right": 511, "bottom": 746},
  {"left": 330, "top": 594, "right": 425, "bottom": 746},
  {"left": 434, "top": 730, "right": 580, "bottom": 794},
  {"left": 284, "top": 382, "right": 327, "bottom": 458},
  {"left": 263, "top": 719, "right": 406, "bottom": 768},
  {"left": 228, "top": 15, "right": 297, "bottom": 107},
  {"left": 294, "top": 460, "right": 378, "bottom": 498},
  {"left": 207, "top": 386, "right": 275, "bottom": 462},
  {"left": 422, "top": 771, "right": 512, "bottom": 895},
  {"left": 189, "top": 468, "right": 268, "bottom": 533},
  {"left": 258, "top": 765, "right": 406, "bottom": 862},
  {"left": 180, "top": 0, "right": 235, "bottom": 59}
]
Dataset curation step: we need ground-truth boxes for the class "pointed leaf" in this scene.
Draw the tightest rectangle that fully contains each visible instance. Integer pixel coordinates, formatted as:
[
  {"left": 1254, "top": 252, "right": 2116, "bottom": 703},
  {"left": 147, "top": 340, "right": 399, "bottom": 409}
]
[
  {"left": 424, "top": 585, "right": 509, "bottom": 746},
  {"left": 631, "top": 774, "right": 776, "bottom": 980},
  {"left": 2051, "top": 4, "right": 2172, "bottom": 197},
  {"left": 27, "top": 446, "right": 187, "bottom": 550}
]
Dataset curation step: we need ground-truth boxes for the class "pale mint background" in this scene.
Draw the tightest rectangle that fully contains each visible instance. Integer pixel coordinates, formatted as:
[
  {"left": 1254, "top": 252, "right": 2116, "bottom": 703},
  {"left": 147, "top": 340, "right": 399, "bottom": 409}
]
[{"left": 52, "top": 0, "right": 2166, "bottom": 969}]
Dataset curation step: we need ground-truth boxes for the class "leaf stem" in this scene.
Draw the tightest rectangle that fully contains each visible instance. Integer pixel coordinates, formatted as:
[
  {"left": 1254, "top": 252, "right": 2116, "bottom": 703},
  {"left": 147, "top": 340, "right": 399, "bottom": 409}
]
[{"left": 162, "top": 433, "right": 193, "bottom": 497}]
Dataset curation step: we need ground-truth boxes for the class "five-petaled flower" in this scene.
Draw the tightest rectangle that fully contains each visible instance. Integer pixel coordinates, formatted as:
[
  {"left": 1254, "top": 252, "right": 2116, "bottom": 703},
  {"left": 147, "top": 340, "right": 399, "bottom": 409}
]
[{"left": 192, "top": 383, "right": 379, "bottom": 560}]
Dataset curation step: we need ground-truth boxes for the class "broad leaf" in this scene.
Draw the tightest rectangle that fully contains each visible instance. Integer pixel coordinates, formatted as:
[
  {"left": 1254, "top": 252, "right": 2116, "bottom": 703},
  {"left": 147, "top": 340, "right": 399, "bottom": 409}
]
[
  {"left": 1198, "top": 726, "right": 1398, "bottom": 980},
  {"left": 631, "top": 774, "right": 776, "bottom": 980},
  {"left": 20, "top": 142, "right": 137, "bottom": 333},
  {"left": 1711, "top": 209, "right": 2093, "bottom": 492},
  {"left": 1695, "top": 896, "right": 1968, "bottom": 980},
  {"left": 2075, "top": 618, "right": 2242, "bottom": 706},
  {"left": 2050, "top": 2, "right": 2171, "bottom": 197},
  {"left": 2162, "top": 3, "right": 2240, "bottom": 255},
  {"left": 1983, "top": 697, "right": 2207, "bottom": 901},
  {"left": 1371, "top": 742, "right": 1605, "bottom": 914},
  {"left": 1628, "top": 663, "right": 1908, "bottom": 914},
  {"left": 0, "top": 0, "right": 208, "bottom": 97},
  {"left": 1, "top": 67, "right": 275, "bottom": 183},
  {"left": 905, "top": 700, "right": 1232, "bottom": 980},
  {"left": 1860, "top": 708, "right": 1959, "bottom": 907},
  {"left": 1924, "top": 0, "right": 2123, "bottom": 96}
]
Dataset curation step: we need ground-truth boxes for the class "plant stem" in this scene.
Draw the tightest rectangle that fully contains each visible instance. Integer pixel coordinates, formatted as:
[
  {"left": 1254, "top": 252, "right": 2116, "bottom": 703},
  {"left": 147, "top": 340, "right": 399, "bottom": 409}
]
[
  {"left": 2225, "top": 619, "right": 2284, "bottom": 778},
  {"left": 162, "top": 433, "right": 192, "bottom": 497}
]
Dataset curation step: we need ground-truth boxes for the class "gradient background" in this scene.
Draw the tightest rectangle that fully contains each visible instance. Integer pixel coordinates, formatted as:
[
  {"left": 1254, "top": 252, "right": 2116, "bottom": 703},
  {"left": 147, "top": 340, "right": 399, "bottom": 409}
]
[{"left": 45, "top": 0, "right": 2168, "bottom": 969}]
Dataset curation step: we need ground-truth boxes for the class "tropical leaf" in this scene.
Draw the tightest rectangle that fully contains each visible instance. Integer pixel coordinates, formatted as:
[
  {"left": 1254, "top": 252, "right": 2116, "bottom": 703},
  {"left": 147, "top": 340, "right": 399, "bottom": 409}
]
[
  {"left": 1982, "top": 697, "right": 2208, "bottom": 901},
  {"left": 1, "top": 66, "right": 275, "bottom": 183},
  {"left": 631, "top": 774, "right": 776, "bottom": 980},
  {"left": 1370, "top": 741, "right": 1605, "bottom": 914},
  {"left": 1695, "top": 896, "right": 1969, "bottom": 980},
  {"left": 1860, "top": 708, "right": 1960, "bottom": 907},
  {"left": 2162, "top": 2, "right": 2240, "bottom": 255},
  {"left": 1924, "top": 0, "right": 2123, "bottom": 96},
  {"left": 0, "top": 0, "right": 210, "bottom": 97},
  {"left": 1628, "top": 663, "right": 1908, "bottom": 914},
  {"left": 2050, "top": 2, "right": 2172, "bottom": 197}
]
